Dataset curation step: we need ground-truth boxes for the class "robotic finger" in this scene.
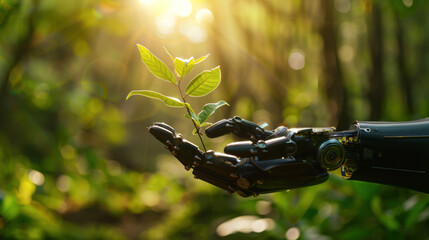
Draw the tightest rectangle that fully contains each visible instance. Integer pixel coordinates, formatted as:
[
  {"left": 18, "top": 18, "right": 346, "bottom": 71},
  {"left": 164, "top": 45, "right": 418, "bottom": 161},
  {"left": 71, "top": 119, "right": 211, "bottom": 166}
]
[
  {"left": 205, "top": 116, "right": 274, "bottom": 142},
  {"left": 149, "top": 123, "right": 245, "bottom": 193},
  {"left": 149, "top": 123, "right": 203, "bottom": 169},
  {"left": 224, "top": 134, "right": 297, "bottom": 160}
]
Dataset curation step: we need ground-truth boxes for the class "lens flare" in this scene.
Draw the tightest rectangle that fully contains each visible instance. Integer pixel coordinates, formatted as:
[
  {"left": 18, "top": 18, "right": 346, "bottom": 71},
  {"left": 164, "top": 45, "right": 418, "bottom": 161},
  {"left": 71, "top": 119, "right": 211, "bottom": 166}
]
[
  {"left": 196, "top": 8, "right": 214, "bottom": 25},
  {"left": 179, "top": 20, "right": 207, "bottom": 43},
  {"left": 288, "top": 50, "right": 305, "bottom": 70},
  {"left": 285, "top": 227, "right": 300, "bottom": 240},
  {"left": 28, "top": 170, "right": 45, "bottom": 186},
  {"left": 170, "top": 0, "right": 192, "bottom": 17},
  {"left": 139, "top": 0, "right": 155, "bottom": 6},
  {"left": 156, "top": 12, "right": 177, "bottom": 35}
]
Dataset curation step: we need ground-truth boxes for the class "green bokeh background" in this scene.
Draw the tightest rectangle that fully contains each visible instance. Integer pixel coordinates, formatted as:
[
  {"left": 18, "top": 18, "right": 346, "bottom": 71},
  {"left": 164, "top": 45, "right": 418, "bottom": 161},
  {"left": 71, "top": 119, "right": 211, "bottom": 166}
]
[{"left": 1, "top": 0, "right": 429, "bottom": 239}]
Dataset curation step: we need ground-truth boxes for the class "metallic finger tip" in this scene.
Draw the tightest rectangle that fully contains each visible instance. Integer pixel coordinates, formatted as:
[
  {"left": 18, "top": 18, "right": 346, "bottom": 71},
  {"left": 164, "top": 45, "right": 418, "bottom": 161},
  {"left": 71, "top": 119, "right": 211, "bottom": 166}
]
[
  {"left": 148, "top": 125, "right": 175, "bottom": 144},
  {"left": 204, "top": 125, "right": 217, "bottom": 138},
  {"left": 205, "top": 119, "right": 233, "bottom": 138},
  {"left": 153, "top": 122, "right": 176, "bottom": 134}
]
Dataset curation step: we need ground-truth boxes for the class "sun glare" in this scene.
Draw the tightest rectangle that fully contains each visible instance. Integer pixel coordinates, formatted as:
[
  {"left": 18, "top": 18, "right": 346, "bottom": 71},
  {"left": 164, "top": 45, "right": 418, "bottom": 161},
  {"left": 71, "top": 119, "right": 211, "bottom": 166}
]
[
  {"left": 179, "top": 20, "right": 207, "bottom": 43},
  {"left": 139, "top": 0, "right": 155, "bottom": 6},
  {"left": 138, "top": 0, "right": 211, "bottom": 41},
  {"left": 156, "top": 12, "right": 177, "bottom": 35},
  {"left": 170, "top": 0, "right": 192, "bottom": 17}
]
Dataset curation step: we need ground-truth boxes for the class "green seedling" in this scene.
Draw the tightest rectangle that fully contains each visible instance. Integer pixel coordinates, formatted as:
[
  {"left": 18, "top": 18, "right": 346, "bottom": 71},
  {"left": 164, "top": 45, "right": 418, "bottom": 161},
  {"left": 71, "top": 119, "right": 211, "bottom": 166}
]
[{"left": 127, "top": 44, "right": 229, "bottom": 151}]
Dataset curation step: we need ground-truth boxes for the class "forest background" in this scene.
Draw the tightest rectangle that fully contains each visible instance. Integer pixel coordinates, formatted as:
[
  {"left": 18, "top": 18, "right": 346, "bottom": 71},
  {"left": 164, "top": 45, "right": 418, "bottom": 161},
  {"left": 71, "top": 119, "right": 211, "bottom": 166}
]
[{"left": 1, "top": 0, "right": 429, "bottom": 239}]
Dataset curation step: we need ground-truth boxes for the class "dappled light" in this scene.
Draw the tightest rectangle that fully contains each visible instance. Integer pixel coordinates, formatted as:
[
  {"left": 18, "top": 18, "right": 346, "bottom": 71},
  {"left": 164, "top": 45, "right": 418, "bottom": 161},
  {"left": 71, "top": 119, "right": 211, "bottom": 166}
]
[
  {"left": 27, "top": 170, "right": 45, "bottom": 186},
  {"left": 1, "top": 0, "right": 429, "bottom": 239},
  {"left": 170, "top": 0, "right": 193, "bottom": 17},
  {"left": 402, "top": 0, "right": 413, "bottom": 8},
  {"left": 216, "top": 215, "right": 275, "bottom": 236},
  {"left": 285, "top": 227, "right": 300, "bottom": 240},
  {"left": 288, "top": 50, "right": 306, "bottom": 70},
  {"left": 196, "top": 8, "right": 214, "bottom": 25}
]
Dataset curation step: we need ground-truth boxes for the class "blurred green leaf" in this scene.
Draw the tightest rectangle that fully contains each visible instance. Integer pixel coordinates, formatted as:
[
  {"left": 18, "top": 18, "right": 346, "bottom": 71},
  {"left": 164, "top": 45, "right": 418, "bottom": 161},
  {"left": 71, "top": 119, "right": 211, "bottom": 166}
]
[
  {"left": 371, "top": 196, "right": 400, "bottom": 231},
  {"left": 197, "top": 100, "right": 229, "bottom": 124},
  {"left": 185, "top": 66, "right": 221, "bottom": 97},
  {"left": 126, "top": 90, "right": 185, "bottom": 108},
  {"left": 1, "top": 194, "right": 20, "bottom": 220},
  {"left": 339, "top": 226, "right": 374, "bottom": 240},
  {"left": 273, "top": 187, "right": 320, "bottom": 224},
  {"left": 137, "top": 44, "right": 177, "bottom": 85},
  {"left": 405, "top": 196, "right": 429, "bottom": 230}
]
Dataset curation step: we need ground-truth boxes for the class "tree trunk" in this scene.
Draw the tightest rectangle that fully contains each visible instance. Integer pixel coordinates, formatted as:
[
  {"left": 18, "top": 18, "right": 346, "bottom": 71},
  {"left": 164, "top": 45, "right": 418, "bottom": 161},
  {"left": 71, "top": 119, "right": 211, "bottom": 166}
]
[
  {"left": 367, "top": 3, "right": 385, "bottom": 121},
  {"left": 319, "top": 0, "right": 350, "bottom": 129},
  {"left": 395, "top": 14, "right": 414, "bottom": 117}
]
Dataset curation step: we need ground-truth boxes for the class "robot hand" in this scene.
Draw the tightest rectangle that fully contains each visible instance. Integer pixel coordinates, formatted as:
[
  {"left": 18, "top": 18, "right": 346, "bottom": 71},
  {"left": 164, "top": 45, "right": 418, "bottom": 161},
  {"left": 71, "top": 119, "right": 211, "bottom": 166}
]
[
  {"left": 150, "top": 116, "right": 429, "bottom": 195},
  {"left": 148, "top": 116, "right": 344, "bottom": 197}
]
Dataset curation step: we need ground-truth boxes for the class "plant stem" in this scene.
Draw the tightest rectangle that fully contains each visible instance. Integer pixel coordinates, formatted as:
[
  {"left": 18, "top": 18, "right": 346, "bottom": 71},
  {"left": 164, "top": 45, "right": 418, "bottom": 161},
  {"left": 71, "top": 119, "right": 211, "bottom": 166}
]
[{"left": 177, "top": 84, "right": 207, "bottom": 152}]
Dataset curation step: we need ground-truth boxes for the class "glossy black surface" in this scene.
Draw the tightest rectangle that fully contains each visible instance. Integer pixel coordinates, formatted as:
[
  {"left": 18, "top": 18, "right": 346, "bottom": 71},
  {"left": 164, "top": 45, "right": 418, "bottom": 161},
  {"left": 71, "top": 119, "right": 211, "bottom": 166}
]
[{"left": 350, "top": 118, "right": 429, "bottom": 193}]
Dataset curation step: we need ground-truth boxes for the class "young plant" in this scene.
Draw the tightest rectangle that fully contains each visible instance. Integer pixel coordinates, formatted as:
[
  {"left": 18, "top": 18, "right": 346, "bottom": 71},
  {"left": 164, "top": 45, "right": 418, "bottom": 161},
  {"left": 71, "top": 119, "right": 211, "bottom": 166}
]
[{"left": 126, "top": 44, "right": 229, "bottom": 151}]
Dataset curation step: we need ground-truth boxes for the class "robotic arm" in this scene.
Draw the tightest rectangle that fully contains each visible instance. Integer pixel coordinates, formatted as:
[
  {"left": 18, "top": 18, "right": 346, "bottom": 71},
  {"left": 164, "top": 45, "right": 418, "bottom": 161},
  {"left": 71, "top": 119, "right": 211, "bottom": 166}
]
[{"left": 149, "top": 117, "right": 429, "bottom": 197}]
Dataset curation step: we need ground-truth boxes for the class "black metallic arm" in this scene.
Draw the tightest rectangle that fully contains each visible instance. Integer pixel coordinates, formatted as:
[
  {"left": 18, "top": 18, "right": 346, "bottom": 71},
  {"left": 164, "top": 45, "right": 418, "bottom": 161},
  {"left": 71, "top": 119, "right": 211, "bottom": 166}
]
[
  {"left": 148, "top": 117, "right": 429, "bottom": 197},
  {"left": 347, "top": 119, "right": 429, "bottom": 193}
]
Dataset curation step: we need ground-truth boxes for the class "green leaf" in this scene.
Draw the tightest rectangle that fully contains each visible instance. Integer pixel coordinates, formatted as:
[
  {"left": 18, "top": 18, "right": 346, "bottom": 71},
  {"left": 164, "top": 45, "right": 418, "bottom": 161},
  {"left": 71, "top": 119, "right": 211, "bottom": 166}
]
[
  {"left": 197, "top": 100, "right": 229, "bottom": 124},
  {"left": 185, "top": 66, "right": 221, "bottom": 97},
  {"left": 174, "top": 58, "right": 186, "bottom": 77},
  {"left": 195, "top": 54, "right": 210, "bottom": 64},
  {"left": 184, "top": 103, "right": 196, "bottom": 117},
  {"left": 184, "top": 103, "right": 199, "bottom": 126},
  {"left": 174, "top": 57, "right": 195, "bottom": 78},
  {"left": 371, "top": 196, "right": 400, "bottom": 231},
  {"left": 126, "top": 90, "right": 185, "bottom": 108},
  {"left": 405, "top": 196, "right": 429, "bottom": 230},
  {"left": 163, "top": 46, "right": 175, "bottom": 62},
  {"left": 1, "top": 194, "right": 19, "bottom": 220},
  {"left": 200, "top": 122, "right": 212, "bottom": 127},
  {"left": 184, "top": 113, "right": 196, "bottom": 123},
  {"left": 137, "top": 44, "right": 177, "bottom": 85},
  {"left": 184, "top": 112, "right": 199, "bottom": 127},
  {"left": 192, "top": 128, "right": 199, "bottom": 135},
  {"left": 183, "top": 58, "right": 195, "bottom": 76}
]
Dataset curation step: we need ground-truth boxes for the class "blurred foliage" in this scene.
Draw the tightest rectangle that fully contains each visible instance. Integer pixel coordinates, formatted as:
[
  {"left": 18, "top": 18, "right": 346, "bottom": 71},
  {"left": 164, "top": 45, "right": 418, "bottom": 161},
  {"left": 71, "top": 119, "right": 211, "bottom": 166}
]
[{"left": 1, "top": 0, "right": 429, "bottom": 239}]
